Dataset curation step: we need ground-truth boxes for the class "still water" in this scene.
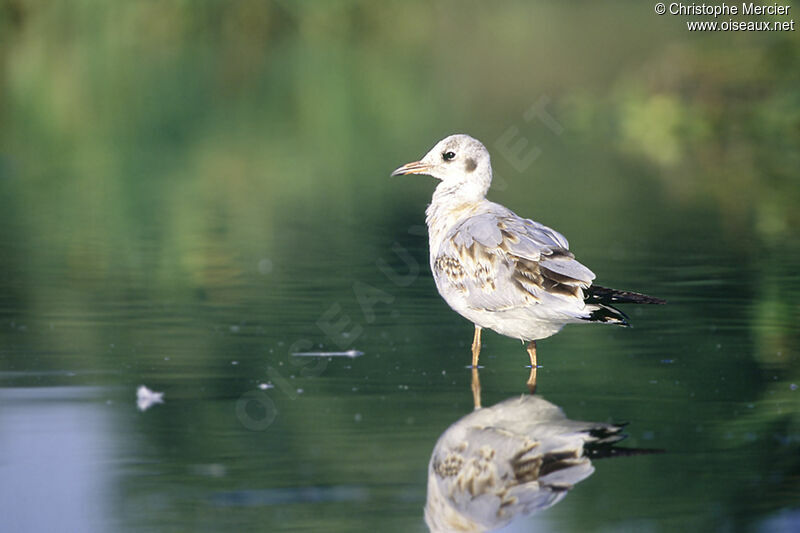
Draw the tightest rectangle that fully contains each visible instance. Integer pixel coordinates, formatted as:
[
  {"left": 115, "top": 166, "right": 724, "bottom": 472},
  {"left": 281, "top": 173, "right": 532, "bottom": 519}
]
[
  {"left": 1, "top": 203, "right": 798, "bottom": 532},
  {"left": 1, "top": 2, "right": 799, "bottom": 532}
]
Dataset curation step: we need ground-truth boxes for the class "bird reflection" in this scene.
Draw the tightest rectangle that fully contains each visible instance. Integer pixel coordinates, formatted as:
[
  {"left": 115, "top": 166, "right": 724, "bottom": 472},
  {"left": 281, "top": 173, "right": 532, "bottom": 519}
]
[{"left": 426, "top": 369, "right": 654, "bottom": 532}]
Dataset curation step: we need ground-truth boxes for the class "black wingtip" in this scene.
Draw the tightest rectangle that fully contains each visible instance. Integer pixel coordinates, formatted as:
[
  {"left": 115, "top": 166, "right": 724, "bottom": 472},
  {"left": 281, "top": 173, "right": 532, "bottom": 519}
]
[
  {"left": 586, "top": 446, "right": 666, "bottom": 459},
  {"left": 587, "top": 286, "right": 666, "bottom": 305}
]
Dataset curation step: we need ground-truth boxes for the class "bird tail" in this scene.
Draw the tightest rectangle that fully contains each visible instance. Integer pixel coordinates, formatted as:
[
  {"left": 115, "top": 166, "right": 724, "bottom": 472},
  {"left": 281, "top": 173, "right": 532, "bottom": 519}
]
[{"left": 586, "top": 303, "right": 630, "bottom": 326}]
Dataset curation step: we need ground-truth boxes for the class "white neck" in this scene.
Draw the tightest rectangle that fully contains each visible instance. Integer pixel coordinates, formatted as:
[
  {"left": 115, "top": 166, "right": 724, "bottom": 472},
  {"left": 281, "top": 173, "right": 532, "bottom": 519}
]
[{"left": 425, "top": 180, "right": 489, "bottom": 258}]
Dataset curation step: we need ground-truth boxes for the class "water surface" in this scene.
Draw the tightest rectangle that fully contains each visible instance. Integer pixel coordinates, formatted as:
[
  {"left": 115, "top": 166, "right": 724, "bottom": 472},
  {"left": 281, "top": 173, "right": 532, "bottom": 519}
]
[{"left": 1, "top": 2, "right": 799, "bottom": 532}]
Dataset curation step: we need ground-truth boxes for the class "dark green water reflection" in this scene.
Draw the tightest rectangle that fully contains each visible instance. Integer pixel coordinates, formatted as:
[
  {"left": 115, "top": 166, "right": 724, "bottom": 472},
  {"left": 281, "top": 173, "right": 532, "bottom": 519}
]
[{"left": 1, "top": 1, "right": 799, "bottom": 532}]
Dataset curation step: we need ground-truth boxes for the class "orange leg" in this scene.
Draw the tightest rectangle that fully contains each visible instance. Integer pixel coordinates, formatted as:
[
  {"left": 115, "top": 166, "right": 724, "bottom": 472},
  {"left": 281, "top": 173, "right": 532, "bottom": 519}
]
[
  {"left": 471, "top": 325, "right": 482, "bottom": 368},
  {"left": 526, "top": 340, "right": 537, "bottom": 394}
]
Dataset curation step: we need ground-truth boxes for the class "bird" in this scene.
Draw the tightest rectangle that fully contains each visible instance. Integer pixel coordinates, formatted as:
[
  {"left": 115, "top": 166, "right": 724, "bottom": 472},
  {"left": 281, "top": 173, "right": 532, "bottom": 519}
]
[
  {"left": 425, "top": 393, "right": 627, "bottom": 532},
  {"left": 392, "top": 134, "right": 664, "bottom": 383}
]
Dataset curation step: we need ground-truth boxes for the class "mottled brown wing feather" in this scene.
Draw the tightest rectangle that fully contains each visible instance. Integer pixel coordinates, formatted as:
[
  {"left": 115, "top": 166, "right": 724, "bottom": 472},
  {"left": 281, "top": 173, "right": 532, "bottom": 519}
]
[{"left": 434, "top": 212, "right": 594, "bottom": 309}]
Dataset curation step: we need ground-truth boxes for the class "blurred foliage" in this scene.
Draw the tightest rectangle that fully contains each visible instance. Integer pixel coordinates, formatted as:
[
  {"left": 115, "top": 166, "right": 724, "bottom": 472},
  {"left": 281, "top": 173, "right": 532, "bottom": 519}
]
[
  {"left": 0, "top": 1, "right": 798, "bottom": 532},
  {"left": 563, "top": 38, "right": 800, "bottom": 243}
]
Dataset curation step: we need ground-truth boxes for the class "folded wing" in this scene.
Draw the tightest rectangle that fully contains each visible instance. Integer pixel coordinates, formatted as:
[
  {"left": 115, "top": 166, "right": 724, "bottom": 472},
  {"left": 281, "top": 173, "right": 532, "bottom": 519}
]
[{"left": 434, "top": 205, "right": 595, "bottom": 312}]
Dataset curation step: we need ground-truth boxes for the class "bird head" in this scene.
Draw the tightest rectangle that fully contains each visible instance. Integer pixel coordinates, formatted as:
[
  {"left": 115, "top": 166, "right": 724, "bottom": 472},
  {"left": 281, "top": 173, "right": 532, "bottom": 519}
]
[{"left": 391, "top": 134, "right": 493, "bottom": 199}]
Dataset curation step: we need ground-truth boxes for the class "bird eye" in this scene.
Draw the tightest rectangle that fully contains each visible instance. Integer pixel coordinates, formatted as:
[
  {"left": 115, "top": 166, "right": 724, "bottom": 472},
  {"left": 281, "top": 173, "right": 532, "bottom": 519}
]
[{"left": 442, "top": 151, "right": 456, "bottom": 161}]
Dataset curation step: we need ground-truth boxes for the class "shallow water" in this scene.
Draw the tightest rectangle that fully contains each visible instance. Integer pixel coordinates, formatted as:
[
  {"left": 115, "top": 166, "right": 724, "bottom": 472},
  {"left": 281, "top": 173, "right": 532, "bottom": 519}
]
[
  {"left": 2, "top": 2, "right": 799, "bottom": 532},
  {"left": 1, "top": 199, "right": 798, "bottom": 532}
]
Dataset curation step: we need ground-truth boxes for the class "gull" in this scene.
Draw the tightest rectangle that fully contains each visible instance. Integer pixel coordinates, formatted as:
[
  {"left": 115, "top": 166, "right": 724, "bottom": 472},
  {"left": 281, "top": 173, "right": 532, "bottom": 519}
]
[
  {"left": 392, "top": 134, "right": 664, "bottom": 383},
  {"left": 425, "top": 393, "right": 626, "bottom": 532}
]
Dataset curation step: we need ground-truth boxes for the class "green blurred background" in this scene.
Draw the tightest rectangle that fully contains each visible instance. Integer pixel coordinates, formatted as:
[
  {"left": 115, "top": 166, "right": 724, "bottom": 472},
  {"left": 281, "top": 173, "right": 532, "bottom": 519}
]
[{"left": 0, "top": 1, "right": 798, "bottom": 532}]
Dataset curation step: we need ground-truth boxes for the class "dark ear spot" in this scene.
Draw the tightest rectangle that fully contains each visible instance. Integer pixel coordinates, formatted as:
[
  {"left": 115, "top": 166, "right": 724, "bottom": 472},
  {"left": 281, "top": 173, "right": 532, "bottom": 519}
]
[{"left": 465, "top": 158, "right": 477, "bottom": 172}]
